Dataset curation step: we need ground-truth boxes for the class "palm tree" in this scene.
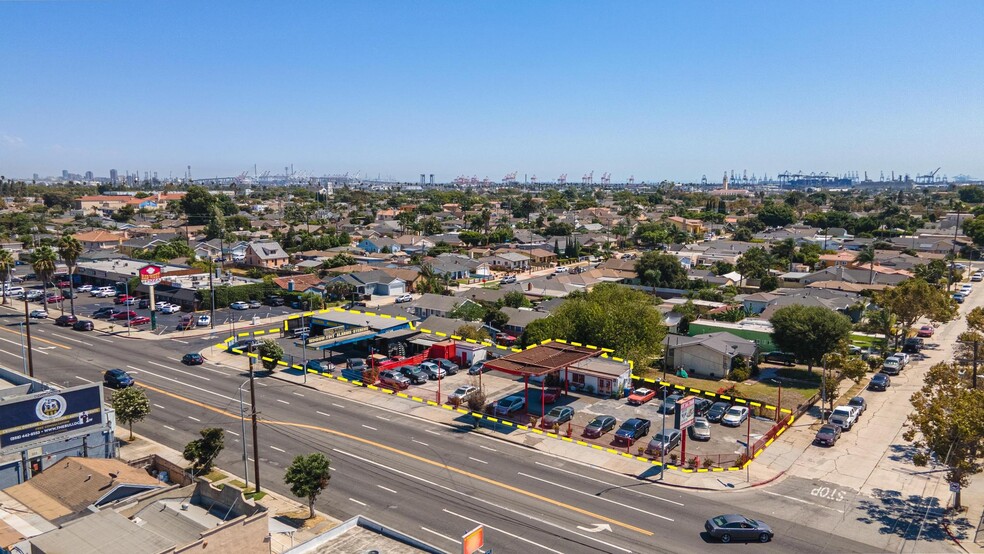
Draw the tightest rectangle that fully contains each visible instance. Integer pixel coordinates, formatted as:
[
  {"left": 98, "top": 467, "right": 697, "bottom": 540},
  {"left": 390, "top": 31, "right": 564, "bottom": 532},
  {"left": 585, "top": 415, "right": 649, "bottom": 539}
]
[
  {"left": 58, "top": 235, "right": 84, "bottom": 316},
  {"left": 855, "top": 245, "right": 876, "bottom": 285},
  {"left": 0, "top": 249, "right": 13, "bottom": 305},
  {"left": 31, "top": 245, "right": 58, "bottom": 311}
]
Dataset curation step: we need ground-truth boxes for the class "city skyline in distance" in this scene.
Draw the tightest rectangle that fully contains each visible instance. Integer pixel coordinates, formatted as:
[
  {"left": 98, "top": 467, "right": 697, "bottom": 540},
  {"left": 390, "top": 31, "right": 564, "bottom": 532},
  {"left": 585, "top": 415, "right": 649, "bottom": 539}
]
[{"left": 2, "top": 1, "right": 983, "bottom": 181}]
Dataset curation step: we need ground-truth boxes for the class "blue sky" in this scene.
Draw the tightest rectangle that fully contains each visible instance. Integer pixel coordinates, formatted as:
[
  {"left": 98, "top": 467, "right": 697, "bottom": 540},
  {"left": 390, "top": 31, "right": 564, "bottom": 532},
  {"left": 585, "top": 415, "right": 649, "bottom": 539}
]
[{"left": 2, "top": 1, "right": 982, "bottom": 182}]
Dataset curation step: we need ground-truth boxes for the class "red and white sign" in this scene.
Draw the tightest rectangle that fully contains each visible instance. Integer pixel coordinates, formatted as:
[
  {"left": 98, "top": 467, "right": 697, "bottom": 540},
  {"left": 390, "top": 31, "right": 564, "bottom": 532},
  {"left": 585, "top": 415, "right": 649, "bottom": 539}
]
[
  {"left": 139, "top": 265, "right": 162, "bottom": 286},
  {"left": 462, "top": 525, "right": 484, "bottom": 554}
]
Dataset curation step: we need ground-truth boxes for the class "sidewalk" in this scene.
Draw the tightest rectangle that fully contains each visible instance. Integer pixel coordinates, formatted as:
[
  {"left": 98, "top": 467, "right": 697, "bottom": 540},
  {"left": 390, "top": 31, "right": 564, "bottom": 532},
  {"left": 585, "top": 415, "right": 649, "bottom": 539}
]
[{"left": 114, "top": 427, "right": 343, "bottom": 553}]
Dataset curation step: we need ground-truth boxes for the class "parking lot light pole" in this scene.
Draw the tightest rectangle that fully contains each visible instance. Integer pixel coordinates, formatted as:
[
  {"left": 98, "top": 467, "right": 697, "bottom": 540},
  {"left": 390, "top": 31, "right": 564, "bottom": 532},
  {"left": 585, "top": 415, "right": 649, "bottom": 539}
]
[
  {"left": 768, "top": 378, "right": 782, "bottom": 422},
  {"left": 124, "top": 281, "right": 131, "bottom": 336}
]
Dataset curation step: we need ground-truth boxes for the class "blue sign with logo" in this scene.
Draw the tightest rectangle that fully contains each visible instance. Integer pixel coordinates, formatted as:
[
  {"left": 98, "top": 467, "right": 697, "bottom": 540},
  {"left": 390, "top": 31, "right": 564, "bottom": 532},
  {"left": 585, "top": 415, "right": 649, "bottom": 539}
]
[{"left": 0, "top": 385, "right": 104, "bottom": 450}]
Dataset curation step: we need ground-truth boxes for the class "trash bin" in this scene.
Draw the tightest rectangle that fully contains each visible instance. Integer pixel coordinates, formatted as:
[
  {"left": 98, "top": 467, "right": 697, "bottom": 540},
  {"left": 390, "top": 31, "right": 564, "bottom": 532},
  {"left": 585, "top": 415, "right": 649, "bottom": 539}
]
[
  {"left": 251, "top": 316, "right": 259, "bottom": 326},
  {"left": 624, "top": 386, "right": 633, "bottom": 397}
]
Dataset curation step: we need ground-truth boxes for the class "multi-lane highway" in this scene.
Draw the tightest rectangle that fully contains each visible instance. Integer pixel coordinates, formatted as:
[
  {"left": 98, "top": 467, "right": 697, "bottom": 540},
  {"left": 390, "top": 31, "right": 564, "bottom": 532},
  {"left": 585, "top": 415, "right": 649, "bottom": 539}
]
[{"left": 0, "top": 307, "right": 881, "bottom": 553}]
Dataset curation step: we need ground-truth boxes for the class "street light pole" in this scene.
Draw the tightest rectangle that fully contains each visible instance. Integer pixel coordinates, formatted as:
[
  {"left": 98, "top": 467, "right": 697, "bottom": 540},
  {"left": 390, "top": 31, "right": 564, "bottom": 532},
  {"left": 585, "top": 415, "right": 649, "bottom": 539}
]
[
  {"left": 18, "top": 322, "right": 27, "bottom": 374},
  {"left": 238, "top": 379, "right": 250, "bottom": 489},
  {"left": 22, "top": 297, "right": 34, "bottom": 377},
  {"left": 659, "top": 385, "right": 667, "bottom": 479},
  {"left": 248, "top": 355, "right": 261, "bottom": 493},
  {"left": 124, "top": 281, "right": 131, "bottom": 336}
]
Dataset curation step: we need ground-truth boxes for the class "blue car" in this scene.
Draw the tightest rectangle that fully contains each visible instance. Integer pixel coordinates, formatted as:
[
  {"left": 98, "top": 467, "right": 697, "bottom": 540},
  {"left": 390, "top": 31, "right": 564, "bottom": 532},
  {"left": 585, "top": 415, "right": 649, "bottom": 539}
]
[{"left": 614, "top": 418, "right": 651, "bottom": 445}]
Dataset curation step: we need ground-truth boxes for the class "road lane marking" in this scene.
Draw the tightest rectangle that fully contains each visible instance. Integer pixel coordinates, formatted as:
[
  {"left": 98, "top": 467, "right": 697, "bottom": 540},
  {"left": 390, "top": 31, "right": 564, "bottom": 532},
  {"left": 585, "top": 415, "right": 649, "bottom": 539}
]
[
  {"left": 375, "top": 415, "right": 390, "bottom": 421},
  {"left": 0, "top": 349, "right": 23, "bottom": 360},
  {"left": 171, "top": 339, "right": 189, "bottom": 344},
  {"left": 292, "top": 392, "right": 304, "bottom": 397},
  {"left": 136, "top": 383, "right": 654, "bottom": 538},
  {"left": 332, "top": 402, "right": 344, "bottom": 408},
  {"left": 349, "top": 498, "right": 366, "bottom": 506},
  {"left": 0, "top": 326, "right": 71, "bottom": 349},
  {"left": 425, "top": 429, "right": 441, "bottom": 435},
  {"left": 163, "top": 425, "right": 175, "bottom": 431},
  {"left": 420, "top": 527, "right": 460, "bottom": 544},
  {"left": 518, "top": 472, "right": 673, "bottom": 522},
  {"left": 479, "top": 444, "right": 497, "bottom": 451},
  {"left": 227, "top": 430, "right": 239, "bottom": 436},
  {"left": 534, "top": 461, "right": 685, "bottom": 506},
  {"left": 145, "top": 361, "right": 211, "bottom": 381},
  {"left": 74, "top": 375, "right": 90, "bottom": 382},
  {"left": 256, "top": 382, "right": 268, "bottom": 387},
  {"left": 377, "top": 485, "right": 397, "bottom": 494},
  {"left": 153, "top": 404, "right": 166, "bottom": 410},
  {"left": 762, "top": 490, "right": 845, "bottom": 513},
  {"left": 50, "top": 333, "right": 93, "bottom": 346},
  {"left": 362, "top": 425, "right": 377, "bottom": 431},
  {"left": 271, "top": 446, "right": 285, "bottom": 453},
  {"left": 277, "top": 399, "right": 290, "bottom": 405},
  {"left": 443, "top": 509, "right": 566, "bottom": 554},
  {"left": 188, "top": 416, "right": 201, "bottom": 422},
  {"left": 135, "top": 368, "right": 249, "bottom": 405},
  {"left": 94, "top": 337, "right": 114, "bottom": 343},
  {"left": 468, "top": 457, "right": 488, "bottom": 464},
  {"left": 315, "top": 411, "right": 330, "bottom": 417},
  {"left": 412, "top": 439, "right": 428, "bottom": 447}
]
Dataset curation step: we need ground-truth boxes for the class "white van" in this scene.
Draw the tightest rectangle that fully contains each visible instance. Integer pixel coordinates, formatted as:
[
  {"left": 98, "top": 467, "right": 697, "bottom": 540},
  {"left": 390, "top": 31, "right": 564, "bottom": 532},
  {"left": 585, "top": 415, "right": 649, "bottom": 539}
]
[
  {"left": 3, "top": 286, "right": 24, "bottom": 297},
  {"left": 92, "top": 286, "right": 116, "bottom": 297}
]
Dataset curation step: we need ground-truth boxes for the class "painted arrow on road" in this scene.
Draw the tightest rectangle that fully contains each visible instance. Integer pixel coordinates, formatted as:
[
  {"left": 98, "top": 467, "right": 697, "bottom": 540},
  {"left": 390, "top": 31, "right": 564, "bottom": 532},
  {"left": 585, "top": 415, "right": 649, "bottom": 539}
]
[{"left": 576, "top": 523, "right": 613, "bottom": 533}]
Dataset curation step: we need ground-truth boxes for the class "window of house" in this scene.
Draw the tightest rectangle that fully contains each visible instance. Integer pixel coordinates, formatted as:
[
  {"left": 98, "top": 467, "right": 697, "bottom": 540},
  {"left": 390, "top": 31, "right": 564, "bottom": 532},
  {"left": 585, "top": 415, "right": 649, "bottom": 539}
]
[{"left": 571, "top": 373, "right": 585, "bottom": 385}]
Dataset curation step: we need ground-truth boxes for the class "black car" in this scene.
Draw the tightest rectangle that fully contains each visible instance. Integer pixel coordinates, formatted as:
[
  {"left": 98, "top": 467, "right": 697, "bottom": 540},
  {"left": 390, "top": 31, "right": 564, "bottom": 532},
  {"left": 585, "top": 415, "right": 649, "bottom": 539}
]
[
  {"left": 814, "top": 423, "right": 842, "bottom": 446},
  {"left": 658, "top": 394, "right": 683, "bottom": 414},
  {"left": 72, "top": 319, "right": 94, "bottom": 331},
  {"left": 468, "top": 361, "right": 490, "bottom": 375},
  {"left": 848, "top": 396, "right": 867, "bottom": 416},
  {"left": 763, "top": 351, "right": 796, "bottom": 366},
  {"left": 869, "top": 373, "right": 891, "bottom": 391},
  {"left": 103, "top": 368, "right": 134, "bottom": 389},
  {"left": 181, "top": 353, "right": 205, "bottom": 365},
  {"left": 706, "top": 401, "right": 731, "bottom": 423},
  {"left": 92, "top": 307, "right": 119, "bottom": 319},
  {"left": 614, "top": 418, "right": 651, "bottom": 444},
  {"left": 429, "top": 358, "right": 459, "bottom": 375},
  {"left": 54, "top": 314, "right": 78, "bottom": 327},
  {"left": 397, "top": 365, "right": 428, "bottom": 384},
  {"left": 265, "top": 295, "right": 285, "bottom": 306},
  {"left": 137, "top": 298, "right": 151, "bottom": 309},
  {"left": 902, "top": 337, "right": 925, "bottom": 354},
  {"left": 583, "top": 415, "right": 617, "bottom": 438},
  {"left": 693, "top": 397, "right": 713, "bottom": 417},
  {"left": 705, "top": 514, "right": 774, "bottom": 543}
]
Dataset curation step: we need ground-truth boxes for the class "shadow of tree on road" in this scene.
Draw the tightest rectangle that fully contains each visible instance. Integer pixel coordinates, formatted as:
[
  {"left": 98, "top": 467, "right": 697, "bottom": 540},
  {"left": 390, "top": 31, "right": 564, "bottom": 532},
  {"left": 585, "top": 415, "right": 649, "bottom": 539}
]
[
  {"left": 886, "top": 444, "right": 919, "bottom": 464},
  {"left": 854, "top": 487, "right": 974, "bottom": 543}
]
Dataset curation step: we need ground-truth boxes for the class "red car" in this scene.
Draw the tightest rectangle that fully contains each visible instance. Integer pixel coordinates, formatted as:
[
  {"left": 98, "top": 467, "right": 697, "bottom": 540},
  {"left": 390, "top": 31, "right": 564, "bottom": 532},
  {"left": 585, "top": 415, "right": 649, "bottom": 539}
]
[
  {"left": 114, "top": 295, "right": 133, "bottom": 305},
  {"left": 917, "top": 326, "right": 935, "bottom": 338},
  {"left": 57, "top": 280, "right": 71, "bottom": 288},
  {"left": 541, "top": 387, "right": 562, "bottom": 404},
  {"left": 111, "top": 311, "right": 138, "bottom": 320},
  {"left": 45, "top": 294, "right": 64, "bottom": 303},
  {"left": 124, "top": 316, "right": 151, "bottom": 326},
  {"left": 627, "top": 388, "right": 657, "bottom": 406}
]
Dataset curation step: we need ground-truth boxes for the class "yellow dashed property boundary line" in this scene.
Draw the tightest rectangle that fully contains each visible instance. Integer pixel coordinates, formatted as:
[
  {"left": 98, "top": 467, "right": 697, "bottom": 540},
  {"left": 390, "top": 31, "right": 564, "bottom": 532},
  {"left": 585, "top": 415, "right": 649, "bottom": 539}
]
[{"left": 632, "top": 375, "right": 793, "bottom": 416}]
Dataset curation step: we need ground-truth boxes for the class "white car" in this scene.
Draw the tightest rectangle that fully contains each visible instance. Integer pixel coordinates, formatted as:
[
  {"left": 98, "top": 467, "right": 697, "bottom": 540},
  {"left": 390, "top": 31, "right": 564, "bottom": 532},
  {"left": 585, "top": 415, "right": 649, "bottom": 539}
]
[
  {"left": 92, "top": 287, "right": 115, "bottom": 297},
  {"left": 721, "top": 406, "right": 750, "bottom": 427},
  {"left": 29, "top": 309, "right": 48, "bottom": 319},
  {"left": 230, "top": 301, "right": 249, "bottom": 310},
  {"left": 197, "top": 314, "right": 211, "bottom": 326},
  {"left": 972, "top": 273, "right": 983, "bottom": 282},
  {"left": 75, "top": 284, "right": 93, "bottom": 293},
  {"left": 3, "top": 286, "right": 24, "bottom": 297},
  {"left": 554, "top": 266, "right": 568, "bottom": 274},
  {"left": 829, "top": 405, "right": 859, "bottom": 431},
  {"left": 394, "top": 293, "right": 412, "bottom": 303},
  {"left": 158, "top": 303, "right": 180, "bottom": 314}
]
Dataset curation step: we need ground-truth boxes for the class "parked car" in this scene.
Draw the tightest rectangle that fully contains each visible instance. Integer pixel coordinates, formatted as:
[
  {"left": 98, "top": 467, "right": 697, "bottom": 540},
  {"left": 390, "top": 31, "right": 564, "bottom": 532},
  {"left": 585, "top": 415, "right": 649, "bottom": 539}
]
[
  {"left": 418, "top": 361, "right": 445, "bottom": 380},
  {"left": 176, "top": 315, "right": 196, "bottom": 330},
  {"left": 614, "top": 418, "right": 651, "bottom": 445},
  {"left": 583, "top": 415, "right": 617, "bottom": 438},
  {"left": 230, "top": 301, "right": 249, "bottom": 310},
  {"left": 29, "top": 309, "right": 48, "bottom": 319},
  {"left": 541, "top": 406, "right": 575, "bottom": 428},
  {"left": 495, "top": 332, "right": 517, "bottom": 345},
  {"left": 227, "top": 338, "right": 260, "bottom": 353},
  {"left": 706, "top": 401, "right": 731, "bottom": 423},
  {"left": 448, "top": 385, "right": 480, "bottom": 404},
  {"left": 953, "top": 292, "right": 966, "bottom": 304},
  {"left": 973, "top": 272, "right": 984, "bottom": 282},
  {"left": 61, "top": 289, "right": 76, "bottom": 299},
  {"left": 396, "top": 365, "right": 427, "bottom": 384},
  {"left": 763, "top": 351, "right": 796, "bottom": 365},
  {"left": 626, "top": 388, "right": 656, "bottom": 406},
  {"left": 265, "top": 295, "right": 286, "bottom": 306},
  {"left": 111, "top": 310, "right": 138, "bottom": 320},
  {"left": 248, "top": 299, "right": 262, "bottom": 309},
  {"left": 305, "top": 359, "right": 333, "bottom": 373},
  {"left": 501, "top": 275, "right": 517, "bottom": 284},
  {"left": 429, "top": 358, "right": 459, "bottom": 375},
  {"left": 688, "top": 417, "right": 712, "bottom": 441},
  {"left": 160, "top": 303, "right": 181, "bottom": 314},
  {"left": 181, "top": 353, "right": 205, "bottom": 365},
  {"left": 45, "top": 294, "right": 64, "bottom": 303},
  {"left": 902, "top": 337, "right": 924, "bottom": 354},
  {"left": 814, "top": 423, "right": 843, "bottom": 446},
  {"left": 72, "top": 319, "right": 94, "bottom": 331},
  {"left": 3, "top": 286, "right": 24, "bottom": 297},
  {"left": 395, "top": 293, "right": 413, "bottom": 303},
  {"left": 91, "top": 286, "right": 115, "bottom": 297},
  {"left": 658, "top": 394, "right": 683, "bottom": 414},
  {"left": 197, "top": 314, "right": 211, "bottom": 326},
  {"left": 869, "top": 373, "right": 891, "bottom": 391},
  {"left": 916, "top": 325, "right": 935, "bottom": 338},
  {"left": 721, "top": 406, "right": 750, "bottom": 427},
  {"left": 492, "top": 395, "right": 526, "bottom": 416},
  {"left": 704, "top": 514, "right": 774, "bottom": 543},
  {"left": 829, "top": 406, "right": 859, "bottom": 431},
  {"left": 379, "top": 370, "right": 410, "bottom": 390},
  {"left": 646, "top": 428, "right": 682, "bottom": 456},
  {"left": 114, "top": 294, "right": 133, "bottom": 305},
  {"left": 75, "top": 284, "right": 93, "bottom": 293},
  {"left": 848, "top": 396, "right": 867, "bottom": 416},
  {"left": 103, "top": 368, "right": 134, "bottom": 389},
  {"left": 124, "top": 316, "right": 151, "bottom": 326},
  {"left": 693, "top": 397, "right": 714, "bottom": 417},
  {"left": 539, "top": 387, "right": 562, "bottom": 404},
  {"left": 56, "top": 280, "right": 71, "bottom": 288},
  {"left": 92, "top": 307, "right": 118, "bottom": 319},
  {"left": 347, "top": 358, "right": 367, "bottom": 372},
  {"left": 468, "top": 361, "right": 490, "bottom": 375},
  {"left": 881, "top": 356, "right": 902, "bottom": 375},
  {"left": 554, "top": 266, "right": 568, "bottom": 274},
  {"left": 54, "top": 314, "right": 78, "bottom": 327}
]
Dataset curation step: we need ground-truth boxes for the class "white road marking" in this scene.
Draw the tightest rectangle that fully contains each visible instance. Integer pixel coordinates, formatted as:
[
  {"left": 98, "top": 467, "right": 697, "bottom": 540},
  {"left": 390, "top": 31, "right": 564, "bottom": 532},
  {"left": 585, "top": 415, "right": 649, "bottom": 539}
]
[
  {"left": 94, "top": 337, "right": 114, "bottom": 343},
  {"left": 420, "top": 527, "right": 460, "bottom": 544},
  {"left": 332, "top": 402, "right": 345, "bottom": 408},
  {"left": 412, "top": 439, "right": 428, "bottom": 447},
  {"left": 348, "top": 498, "right": 366, "bottom": 506},
  {"left": 315, "top": 411, "right": 330, "bottom": 417},
  {"left": 377, "top": 485, "right": 398, "bottom": 494},
  {"left": 144, "top": 361, "right": 211, "bottom": 381},
  {"left": 0, "top": 349, "right": 23, "bottom": 360},
  {"left": 425, "top": 429, "right": 441, "bottom": 435},
  {"left": 361, "top": 425, "right": 377, "bottom": 431},
  {"left": 534, "top": 461, "right": 685, "bottom": 506},
  {"left": 518, "top": 472, "right": 674, "bottom": 522},
  {"left": 375, "top": 415, "right": 390, "bottom": 421},
  {"left": 227, "top": 430, "right": 239, "bottom": 436},
  {"left": 762, "top": 490, "right": 845, "bottom": 513},
  {"left": 171, "top": 339, "right": 189, "bottom": 344},
  {"left": 270, "top": 446, "right": 286, "bottom": 453},
  {"left": 153, "top": 404, "right": 166, "bottom": 410},
  {"left": 332, "top": 448, "right": 625, "bottom": 552},
  {"left": 276, "top": 399, "right": 290, "bottom": 404},
  {"left": 443, "top": 510, "right": 566, "bottom": 554},
  {"left": 478, "top": 444, "right": 497, "bottom": 452},
  {"left": 74, "top": 375, "right": 90, "bottom": 382},
  {"left": 188, "top": 416, "right": 201, "bottom": 422},
  {"left": 292, "top": 392, "right": 304, "bottom": 397},
  {"left": 132, "top": 367, "right": 250, "bottom": 406},
  {"left": 256, "top": 382, "right": 268, "bottom": 387},
  {"left": 51, "top": 333, "right": 92, "bottom": 346},
  {"left": 163, "top": 425, "right": 175, "bottom": 431},
  {"left": 468, "top": 457, "right": 488, "bottom": 464}
]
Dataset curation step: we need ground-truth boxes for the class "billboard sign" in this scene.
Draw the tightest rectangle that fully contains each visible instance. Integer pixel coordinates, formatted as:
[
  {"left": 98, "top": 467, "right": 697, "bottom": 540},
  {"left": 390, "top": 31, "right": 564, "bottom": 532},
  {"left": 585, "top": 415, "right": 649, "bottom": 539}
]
[
  {"left": 462, "top": 525, "right": 484, "bottom": 554},
  {"left": 0, "top": 384, "right": 104, "bottom": 452},
  {"left": 674, "top": 395, "right": 696, "bottom": 431},
  {"left": 139, "top": 264, "right": 163, "bottom": 286}
]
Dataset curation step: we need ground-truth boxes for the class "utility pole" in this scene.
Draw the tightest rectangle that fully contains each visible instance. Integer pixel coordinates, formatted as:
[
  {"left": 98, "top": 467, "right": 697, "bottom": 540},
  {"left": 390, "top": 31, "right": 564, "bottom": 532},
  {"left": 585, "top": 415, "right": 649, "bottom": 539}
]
[
  {"left": 23, "top": 298, "right": 34, "bottom": 377},
  {"left": 249, "top": 355, "right": 261, "bottom": 493}
]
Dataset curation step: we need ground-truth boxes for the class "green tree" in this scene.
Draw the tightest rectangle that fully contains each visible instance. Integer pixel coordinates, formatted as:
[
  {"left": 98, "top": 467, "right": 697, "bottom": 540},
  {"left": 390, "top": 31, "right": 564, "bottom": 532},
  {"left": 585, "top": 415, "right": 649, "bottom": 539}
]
[
  {"left": 111, "top": 386, "right": 151, "bottom": 441},
  {"left": 182, "top": 427, "right": 225, "bottom": 474},
  {"left": 258, "top": 339, "right": 285, "bottom": 370},
  {"left": 770, "top": 305, "right": 853, "bottom": 373},
  {"left": 180, "top": 185, "right": 218, "bottom": 225},
  {"left": 736, "top": 246, "right": 773, "bottom": 286},
  {"left": 958, "top": 186, "right": 984, "bottom": 204},
  {"left": 757, "top": 203, "right": 796, "bottom": 227},
  {"left": 0, "top": 248, "right": 14, "bottom": 305},
  {"left": 635, "top": 252, "right": 687, "bottom": 289},
  {"left": 500, "top": 291, "right": 531, "bottom": 308},
  {"left": 31, "top": 245, "right": 58, "bottom": 305},
  {"left": 710, "top": 260, "right": 734, "bottom": 276},
  {"left": 454, "top": 324, "right": 490, "bottom": 341},
  {"left": 57, "top": 235, "right": 84, "bottom": 316},
  {"left": 854, "top": 245, "right": 877, "bottom": 285},
  {"left": 284, "top": 453, "right": 332, "bottom": 519},
  {"left": 449, "top": 301, "right": 487, "bottom": 322},
  {"left": 204, "top": 206, "right": 225, "bottom": 240},
  {"left": 903, "top": 362, "right": 984, "bottom": 510},
  {"left": 111, "top": 204, "right": 136, "bottom": 222},
  {"left": 543, "top": 221, "right": 574, "bottom": 237},
  {"left": 913, "top": 259, "right": 949, "bottom": 285},
  {"left": 483, "top": 309, "right": 510, "bottom": 331},
  {"left": 520, "top": 283, "right": 667, "bottom": 368},
  {"left": 962, "top": 215, "right": 984, "bottom": 247},
  {"left": 874, "top": 279, "right": 958, "bottom": 346}
]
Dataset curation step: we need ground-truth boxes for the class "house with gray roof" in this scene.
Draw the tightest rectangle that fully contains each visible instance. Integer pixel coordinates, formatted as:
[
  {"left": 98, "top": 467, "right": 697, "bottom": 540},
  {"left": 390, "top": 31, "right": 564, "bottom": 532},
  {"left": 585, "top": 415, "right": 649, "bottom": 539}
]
[
  {"left": 666, "top": 332, "right": 758, "bottom": 379},
  {"left": 408, "top": 293, "right": 479, "bottom": 318},
  {"left": 499, "top": 306, "right": 549, "bottom": 335},
  {"left": 327, "top": 270, "right": 406, "bottom": 297}
]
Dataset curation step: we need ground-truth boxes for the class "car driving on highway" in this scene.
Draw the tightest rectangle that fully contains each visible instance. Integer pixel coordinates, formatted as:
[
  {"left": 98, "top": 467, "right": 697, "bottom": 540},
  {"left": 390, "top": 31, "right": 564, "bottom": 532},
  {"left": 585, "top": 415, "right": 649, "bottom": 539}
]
[{"left": 704, "top": 514, "right": 774, "bottom": 543}]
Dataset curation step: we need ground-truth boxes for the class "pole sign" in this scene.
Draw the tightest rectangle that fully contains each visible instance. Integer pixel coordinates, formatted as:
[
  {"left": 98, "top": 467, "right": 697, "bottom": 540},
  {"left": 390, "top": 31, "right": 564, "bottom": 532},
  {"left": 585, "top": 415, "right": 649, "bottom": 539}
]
[
  {"left": 139, "top": 264, "right": 162, "bottom": 286},
  {"left": 674, "top": 395, "right": 697, "bottom": 430},
  {"left": 462, "top": 525, "right": 484, "bottom": 554},
  {"left": 0, "top": 384, "right": 104, "bottom": 453}
]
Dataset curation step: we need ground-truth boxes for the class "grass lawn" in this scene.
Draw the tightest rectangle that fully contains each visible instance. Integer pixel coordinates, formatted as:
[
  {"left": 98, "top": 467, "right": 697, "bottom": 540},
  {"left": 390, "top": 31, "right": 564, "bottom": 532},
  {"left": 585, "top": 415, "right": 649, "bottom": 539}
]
[
  {"left": 203, "top": 469, "right": 226, "bottom": 483},
  {"left": 653, "top": 372, "right": 818, "bottom": 412}
]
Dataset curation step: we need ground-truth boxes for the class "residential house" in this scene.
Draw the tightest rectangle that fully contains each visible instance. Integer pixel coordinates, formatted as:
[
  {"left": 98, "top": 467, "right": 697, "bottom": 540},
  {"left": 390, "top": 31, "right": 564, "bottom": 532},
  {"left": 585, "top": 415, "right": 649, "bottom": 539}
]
[
  {"left": 272, "top": 274, "right": 325, "bottom": 294},
  {"left": 72, "top": 230, "right": 127, "bottom": 250},
  {"left": 479, "top": 251, "right": 531, "bottom": 271},
  {"left": 357, "top": 237, "right": 401, "bottom": 254},
  {"left": 666, "top": 332, "right": 758, "bottom": 379},
  {"left": 408, "top": 293, "right": 480, "bottom": 318},
  {"left": 244, "top": 240, "right": 290, "bottom": 269},
  {"left": 329, "top": 270, "right": 407, "bottom": 297},
  {"left": 394, "top": 234, "right": 435, "bottom": 255},
  {"left": 119, "top": 234, "right": 177, "bottom": 256},
  {"left": 741, "top": 292, "right": 780, "bottom": 315},
  {"left": 818, "top": 251, "right": 858, "bottom": 268},
  {"left": 512, "top": 229, "right": 546, "bottom": 245},
  {"left": 800, "top": 265, "right": 910, "bottom": 287},
  {"left": 668, "top": 216, "right": 706, "bottom": 236},
  {"left": 498, "top": 306, "right": 549, "bottom": 336},
  {"left": 429, "top": 254, "right": 489, "bottom": 279}
]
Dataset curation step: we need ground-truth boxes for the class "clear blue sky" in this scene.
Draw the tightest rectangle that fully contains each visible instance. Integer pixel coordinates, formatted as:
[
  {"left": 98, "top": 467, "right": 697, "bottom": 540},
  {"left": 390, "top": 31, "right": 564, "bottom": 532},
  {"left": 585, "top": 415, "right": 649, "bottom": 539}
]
[{"left": 2, "top": 1, "right": 982, "bottom": 182}]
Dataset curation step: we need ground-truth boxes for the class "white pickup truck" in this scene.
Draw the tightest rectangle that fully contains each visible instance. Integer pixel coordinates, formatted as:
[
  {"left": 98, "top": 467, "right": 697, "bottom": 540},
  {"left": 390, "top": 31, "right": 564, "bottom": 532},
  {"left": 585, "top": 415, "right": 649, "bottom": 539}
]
[{"left": 829, "top": 405, "right": 859, "bottom": 431}]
